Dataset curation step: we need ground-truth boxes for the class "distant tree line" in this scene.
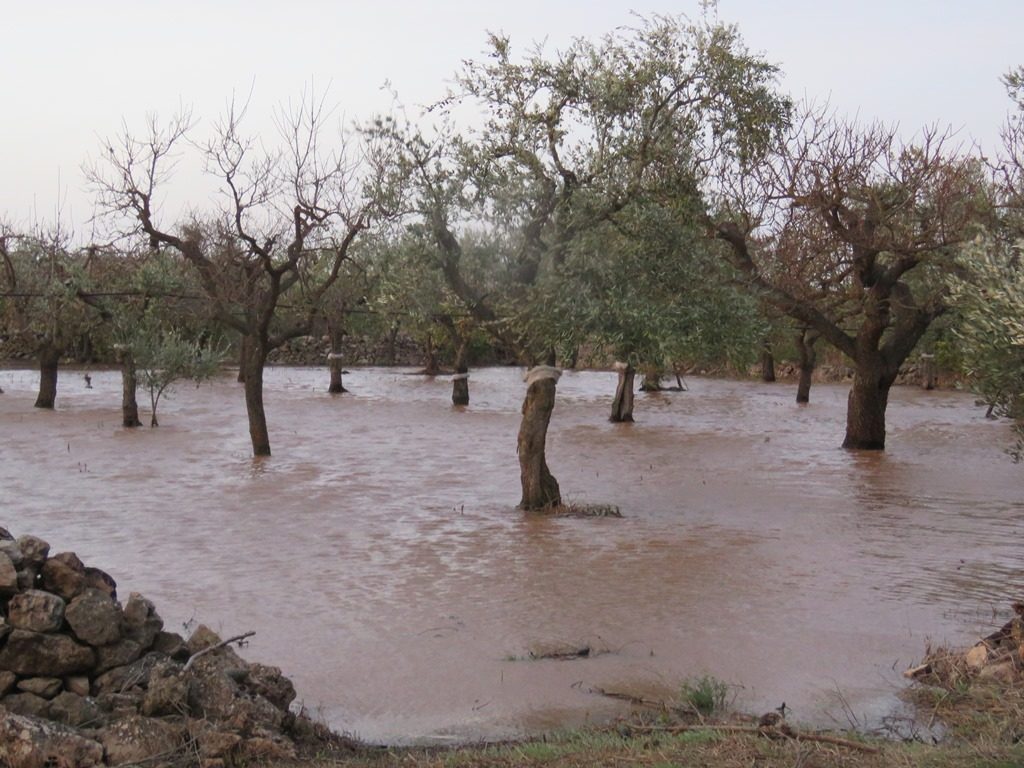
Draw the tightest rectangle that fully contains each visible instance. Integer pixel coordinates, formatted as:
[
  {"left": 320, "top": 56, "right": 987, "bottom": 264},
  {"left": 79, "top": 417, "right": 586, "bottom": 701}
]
[{"left": 1, "top": 15, "right": 1021, "bottom": 462}]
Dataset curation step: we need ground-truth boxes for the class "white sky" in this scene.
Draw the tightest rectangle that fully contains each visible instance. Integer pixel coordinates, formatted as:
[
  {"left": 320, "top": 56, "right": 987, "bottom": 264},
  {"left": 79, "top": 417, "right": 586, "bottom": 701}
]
[{"left": 2, "top": 0, "right": 1020, "bottom": 235}]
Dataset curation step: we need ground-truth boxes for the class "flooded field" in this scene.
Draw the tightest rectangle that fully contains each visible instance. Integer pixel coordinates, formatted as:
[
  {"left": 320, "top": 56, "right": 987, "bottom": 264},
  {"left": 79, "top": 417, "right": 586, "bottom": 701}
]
[{"left": 1, "top": 365, "right": 1022, "bottom": 744}]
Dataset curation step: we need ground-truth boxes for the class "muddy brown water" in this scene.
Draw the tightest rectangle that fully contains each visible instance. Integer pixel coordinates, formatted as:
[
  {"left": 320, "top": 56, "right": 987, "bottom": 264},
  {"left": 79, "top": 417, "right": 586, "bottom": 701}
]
[{"left": 1, "top": 365, "right": 1022, "bottom": 744}]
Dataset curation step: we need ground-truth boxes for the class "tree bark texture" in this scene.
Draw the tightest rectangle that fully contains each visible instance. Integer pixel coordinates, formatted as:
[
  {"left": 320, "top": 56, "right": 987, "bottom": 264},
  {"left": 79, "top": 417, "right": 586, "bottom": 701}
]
[
  {"left": 34, "top": 346, "right": 60, "bottom": 409},
  {"left": 236, "top": 335, "right": 250, "bottom": 384},
  {"left": 843, "top": 361, "right": 893, "bottom": 450},
  {"left": 920, "top": 354, "right": 937, "bottom": 390},
  {"left": 518, "top": 371, "right": 561, "bottom": 510},
  {"left": 452, "top": 342, "right": 469, "bottom": 406},
  {"left": 328, "top": 330, "right": 347, "bottom": 394},
  {"left": 760, "top": 343, "right": 776, "bottom": 383},
  {"left": 610, "top": 363, "right": 635, "bottom": 423},
  {"left": 795, "top": 330, "right": 819, "bottom": 405},
  {"left": 243, "top": 338, "right": 272, "bottom": 457},
  {"left": 120, "top": 350, "right": 142, "bottom": 428},
  {"left": 422, "top": 336, "right": 441, "bottom": 376}
]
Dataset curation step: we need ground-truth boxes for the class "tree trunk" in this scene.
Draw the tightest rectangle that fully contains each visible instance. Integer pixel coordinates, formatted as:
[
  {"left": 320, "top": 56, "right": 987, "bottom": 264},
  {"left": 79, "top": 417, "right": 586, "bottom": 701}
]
[
  {"left": 328, "top": 330, "right": 347, "bottom": 394},
  {"left": 120, "top": 349, "right": 141, "bottom": 427},
  {"left": 639, "top": 365, "right": 663, "bottom": 392},
  {"left": 384, "top": 322, "right": 400, "bottom": 365},
  {"left": 843, "top": 361, "right": 893, "bottom": 450},
  {"left": 34, "top": 346, "right": 60, "bottom": 409},
  {"left": 920, "top": 354, "right": 937, "bottom": 390},
  {"left": 452, "top": 341, "right": 469, "bottom": 406},
  {"left": 518, "top": 368, "right": 561, "bottom": 510},
  {"left": 243, "top": 338, "right": 272, "bottom": 457},
  {"left": 422, "top": 335, "right": 441, "bottom": 376},
  {"left": 610, "top": 362, "right": 635, "bottom": 423},
  {"left": 795, "top": 330, "right": 819, "bottom": 405},
  {"left": 237, "top": 335, "right": 250, "bottom": 384},
  {"left": 760, "top": 341, "right": 776, "bottom": 383}
]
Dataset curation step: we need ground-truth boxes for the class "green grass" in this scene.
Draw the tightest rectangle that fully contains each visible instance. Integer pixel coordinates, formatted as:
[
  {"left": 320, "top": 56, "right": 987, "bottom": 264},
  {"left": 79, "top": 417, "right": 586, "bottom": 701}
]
[{"left": 678, "top": 675, "right": 730, "bottom": 716}]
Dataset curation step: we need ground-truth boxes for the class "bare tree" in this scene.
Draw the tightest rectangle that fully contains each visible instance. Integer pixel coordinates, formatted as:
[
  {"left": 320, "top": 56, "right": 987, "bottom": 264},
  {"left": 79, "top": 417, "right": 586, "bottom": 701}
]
[
  {"left": 711, "top": 106, "right": 985, "bottom": 449},
  {"left": 89, "top": 96, "right": 396, "bottom": 456}
]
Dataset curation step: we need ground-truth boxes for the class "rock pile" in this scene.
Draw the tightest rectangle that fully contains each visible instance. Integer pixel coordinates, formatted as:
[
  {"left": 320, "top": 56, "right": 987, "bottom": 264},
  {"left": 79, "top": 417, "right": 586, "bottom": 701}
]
[
  {"left": 905, "top": 601, "right": 1024, "bottom": 686},
  {"left": 0, "top": 527, "right": 334, "bottom": 767}
]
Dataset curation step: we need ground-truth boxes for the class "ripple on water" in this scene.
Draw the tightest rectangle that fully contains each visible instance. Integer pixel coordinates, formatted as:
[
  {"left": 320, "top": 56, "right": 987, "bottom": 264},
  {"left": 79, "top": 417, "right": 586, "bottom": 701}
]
[{"left": 2, "top": 366, "right": 1023, "bottom": 742}]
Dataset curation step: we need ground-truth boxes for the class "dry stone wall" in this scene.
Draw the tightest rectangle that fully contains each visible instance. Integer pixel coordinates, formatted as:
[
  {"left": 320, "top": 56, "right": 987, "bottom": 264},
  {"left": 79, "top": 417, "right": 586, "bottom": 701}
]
[{"left": 0, "top": 527, "right": 335, "bottom": 768}]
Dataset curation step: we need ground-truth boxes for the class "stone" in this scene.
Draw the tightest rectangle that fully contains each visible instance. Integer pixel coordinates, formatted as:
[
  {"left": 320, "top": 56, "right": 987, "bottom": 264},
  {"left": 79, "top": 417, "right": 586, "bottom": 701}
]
[
  {"left": 17, "top": 535, "right": 50, "bottom": 568},
  {"left": 0, "top": 616, "right": 11, "bottom": 642},
  {"left": 0, "top": 670, "right": 16, "bottom": 696},
  {"left": 142, "top": 659, "right": 190, "bottom": 717},
  {"left": 0, "top": 709, "right": 105, "bottom": 768},
  {"left": 96, "top": 690, "right": 144, "bottom": 718},
  {"left": 124, "top": 592, "right": 163, "bottom": 648},
  {"left": 17, "top": 565, "right": 41, "bottom": 591},
  {"left": 0, "top": 628, "right": 96, "bottom": 676},
  {"left": 195, "top": 728, "right": 242, "bottom": 759},
  {"left": 186, "top": 625, "right": 247, "bottom": 673},
  {"left": 83, "top": 566, "right": 117, "bottom": 599},
  {"left": 0, "top": 551, "right": 17, "bottom": 594},
  {"left": 240, "top": 735, "right": 297, "bottom": 762},
  {"left": 7, "top": 589, "right": 66, "bottom": 633},
  {"left": 98, "top": 714, "right": 187, "bottom": 766},
  {"left": 48, "top": 690, "right": 105, "bottom": 728},
  {"left": 66, "top": 588, "right": 124, "bottom": 646},
  {"left": 247, "top": 663, "right": 297, "bottom": 710},
  {"left": 17, "top": 676, "right": 62, "bottom": 699},
  {"left": 0, "top": 539, "right": 24, "bottom": 568},
  {"left": 152, "top": 629, "right": 189, "bottom": 660},
  {"left": 93, "top": 652, "right": 163, "bottom": 695},
  {"left": 41, "top": 551, "right": 87, "bottom": 600},
  {"left": 65, "top": 675, "right": 91, "bottom": 697},
  {"left": 94, "top": 638, "right": 143, "bottom": 674},
  {"left": 979, "top": 658, "right": 1017, "bottom": 684},
  {"left": 966, "top": 642, "right": 990, "bottom": 670},
  {"left": 2, "top": 691, "right": 52, "bottom": 718}
]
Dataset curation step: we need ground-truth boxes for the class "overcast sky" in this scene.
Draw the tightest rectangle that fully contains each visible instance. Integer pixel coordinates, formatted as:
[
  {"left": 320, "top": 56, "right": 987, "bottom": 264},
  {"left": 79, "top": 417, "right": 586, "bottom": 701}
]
[{"left": 3, "top": 0, "right": 1019, "bottom": 234}]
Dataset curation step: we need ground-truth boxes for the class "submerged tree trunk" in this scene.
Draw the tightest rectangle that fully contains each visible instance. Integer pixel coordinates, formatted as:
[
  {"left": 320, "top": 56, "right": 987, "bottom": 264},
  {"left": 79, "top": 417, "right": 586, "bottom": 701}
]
[
  {"left": 760, "top": 341, "right": 776, "bottom": 383},
  {"left": 452, "top": 341, "right": 469, "bottom": 406},
  {"left": 384, "top": 321, "right": 400, "bottom": 366},
  {"left": 243, "top": 337, "right": 272, "bottom": 457},
  {"left": 34, "top": 346, "right": 60, "bottom": 409},
  {"left": 610, "top": 362, "right": 636, "bottom": 423},
  {"left": 119, "top": 347, "right": 142, "bottom": 427},
  {"left": 843, "top": 359, "right": 894, "bottom": 450},
  {"left": 920, "top": 353, "right": 937, "bottom": 390},
  {"left": 639, "top": 364, "right": 663, "bottom": 392},
  {"left": 795, "top": 329, "right": 819, "bottom": 405},
  {"left": 518, "top": 367, "right": 561, "bottom": 510},
  {"left": 327, "top": 329, "right": 348, "bottom": 394},
  {"left": 422, "top": 335, "right": 441, "bottom": 376}
]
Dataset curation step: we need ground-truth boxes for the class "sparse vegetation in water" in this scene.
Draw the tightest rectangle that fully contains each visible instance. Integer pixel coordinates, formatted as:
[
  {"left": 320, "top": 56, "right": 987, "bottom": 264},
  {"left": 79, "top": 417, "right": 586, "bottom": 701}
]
[{"left": 679, "top": 674, "right": 731, "bottom": 717}]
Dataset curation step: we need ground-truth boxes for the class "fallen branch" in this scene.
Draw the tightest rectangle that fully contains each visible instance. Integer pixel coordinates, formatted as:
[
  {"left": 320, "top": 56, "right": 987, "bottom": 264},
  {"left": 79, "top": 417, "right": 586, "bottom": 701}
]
[
  {"left": 630, "top": 723, "right": 880, "bottom": 754},
  {"left": 183, "top": 631, "right": 255, "bottom": 673}
]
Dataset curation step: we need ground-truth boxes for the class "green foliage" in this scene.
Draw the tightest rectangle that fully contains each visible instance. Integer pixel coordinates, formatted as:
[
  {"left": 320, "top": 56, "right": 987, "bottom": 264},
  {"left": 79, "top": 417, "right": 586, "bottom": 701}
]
[
  {"left": 132, "top": 319, "right": 225, "bottom": 427},
  {"left": 948, "top": 236, "right": 1024, "bottom": 458},
  {"left": 679, "top": 675, "right": 730, "bottom": 717}
]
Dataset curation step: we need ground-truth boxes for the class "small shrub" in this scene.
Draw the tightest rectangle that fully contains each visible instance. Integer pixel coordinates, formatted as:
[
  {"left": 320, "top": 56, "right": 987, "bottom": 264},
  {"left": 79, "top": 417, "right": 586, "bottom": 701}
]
[{"left": 679, "top": 675, "right": 729, "bottom": 717}]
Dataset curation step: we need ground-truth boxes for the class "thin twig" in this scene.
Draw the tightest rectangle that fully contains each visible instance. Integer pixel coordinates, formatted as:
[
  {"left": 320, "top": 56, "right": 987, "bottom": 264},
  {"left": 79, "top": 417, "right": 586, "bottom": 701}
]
[{"left": 182, "top": 631, "right": 255, "bottom": 673}]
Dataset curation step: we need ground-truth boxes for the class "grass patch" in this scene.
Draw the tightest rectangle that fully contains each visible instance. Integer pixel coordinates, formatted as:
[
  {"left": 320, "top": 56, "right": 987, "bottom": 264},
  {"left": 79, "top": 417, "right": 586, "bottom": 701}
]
[{"left": 678, "top": 674, "right": 730, "bottom": 717}]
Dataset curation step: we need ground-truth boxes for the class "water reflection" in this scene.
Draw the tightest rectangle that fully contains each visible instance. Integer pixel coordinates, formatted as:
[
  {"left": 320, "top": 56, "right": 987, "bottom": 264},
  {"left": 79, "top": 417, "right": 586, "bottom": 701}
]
[{"left": 1, "top": 365, "right": 1022, "bottom": 743}]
